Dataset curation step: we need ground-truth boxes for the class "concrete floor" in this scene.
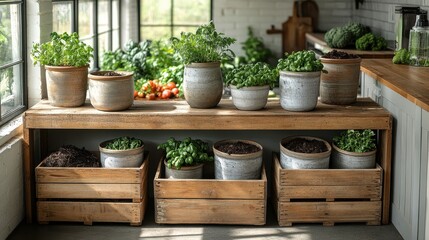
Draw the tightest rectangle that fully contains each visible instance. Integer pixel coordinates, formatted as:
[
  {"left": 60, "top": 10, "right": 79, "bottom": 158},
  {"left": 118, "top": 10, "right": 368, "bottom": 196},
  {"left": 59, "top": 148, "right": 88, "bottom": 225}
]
[{"left": 7, "top": 199, "right": 403, "bottom": 240}]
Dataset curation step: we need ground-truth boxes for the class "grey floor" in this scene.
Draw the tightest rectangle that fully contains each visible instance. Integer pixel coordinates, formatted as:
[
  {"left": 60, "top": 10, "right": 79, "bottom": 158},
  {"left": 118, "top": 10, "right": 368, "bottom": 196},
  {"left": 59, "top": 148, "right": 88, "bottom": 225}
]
[{"left": 7, "top": 198, "right": 403, "bottom": 240}]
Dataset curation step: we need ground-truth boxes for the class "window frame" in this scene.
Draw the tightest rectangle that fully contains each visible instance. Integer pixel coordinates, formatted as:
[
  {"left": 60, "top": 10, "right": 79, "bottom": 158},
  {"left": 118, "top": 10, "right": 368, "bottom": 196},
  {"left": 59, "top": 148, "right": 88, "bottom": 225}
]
[
  {"left": 0, "top": 0, "right": 27, "bottom": 126},
  {"left": 138, "top": 0, "right": 213, "bottom": 41}
]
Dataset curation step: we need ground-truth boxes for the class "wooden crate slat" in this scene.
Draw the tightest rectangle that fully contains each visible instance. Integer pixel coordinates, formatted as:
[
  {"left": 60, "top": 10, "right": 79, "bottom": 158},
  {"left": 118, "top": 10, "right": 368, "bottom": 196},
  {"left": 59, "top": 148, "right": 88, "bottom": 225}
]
[
  {"left": 155, "top": 199, "right": 265, "bottom": 225},
  {"left": 35, "top": 153, "right": 149, "bottom": 184},
  {"left": 37, "top": 183, "right": 142, "bottom": 199},
  {"left": 280, "top": 185, "right": 382, "bottom": 200},
  {"left": 37, "top": 201, "right": 143, "bottom": 224}
]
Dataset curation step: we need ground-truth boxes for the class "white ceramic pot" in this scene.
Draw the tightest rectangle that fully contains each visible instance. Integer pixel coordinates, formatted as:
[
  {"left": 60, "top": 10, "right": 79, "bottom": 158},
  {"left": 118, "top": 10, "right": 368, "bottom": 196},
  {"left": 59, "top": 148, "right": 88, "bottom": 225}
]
[
  {"left": 99, "top": 140, "right": 144, "bottom": 168},
  {"left": 331, "top": 143, "right": 376, "bottom": 169},
  {"left": 230, "top": 85, "right": 269, "bottom": 111},
  {"left": 280, "top": 136, "right": 331, "bottom": 169},
  {"left": 164, "top": 160, "right": 204, "bottom": 179}
]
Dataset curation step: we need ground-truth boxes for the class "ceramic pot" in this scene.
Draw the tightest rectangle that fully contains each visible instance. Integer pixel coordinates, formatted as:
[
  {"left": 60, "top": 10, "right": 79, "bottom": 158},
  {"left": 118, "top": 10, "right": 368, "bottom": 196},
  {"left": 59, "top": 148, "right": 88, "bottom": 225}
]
[
  {"left": 164, "top": 160, "right": 204, "bottom": 179},
  {"left": 280, "top": 136, "right": 331, "bottom": 169},
  {"left": 331, "top": 143, "right": 376, "bottom": 169},
  {"left": 230, "top": 85, "right": 269, "bottom": 111},
  {"left": 99, "top": 140, "right": 144, "bottom": 168}
]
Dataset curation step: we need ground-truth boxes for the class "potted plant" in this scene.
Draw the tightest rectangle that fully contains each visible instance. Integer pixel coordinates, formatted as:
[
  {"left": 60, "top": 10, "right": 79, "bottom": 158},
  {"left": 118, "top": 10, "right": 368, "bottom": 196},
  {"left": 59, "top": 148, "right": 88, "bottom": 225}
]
[
  {"left": 99, "top": 136, "right": 144, "bottom": 168},
  {"left": 31, "top": 32, "right": 93, "bottom": 107},
  {"left": 88, "top": 70, "right": 134, "bottom": 111},
  {"left": 319, "top": 50, "right": 361, "bottom": 105},
  {"left": 280, "top": 136, "right": 331, "bottom": 169},
  {"left": 225, "top": 62, "right": 278, "bottom": 110},
  {"left": 171, "top": 21, "right": 236, "bottom": 109},
  {"left": 157, "top": 137, "right": 213, "bottom": 179},
  {"left": 213, "top": 139, "right": 263, "bottom": 180},
  {"left": 276, "top": 50, "right": 324, "bottom": 112},
  {"left": 331, "top": 129, "right": 377, "bottom": 169}
]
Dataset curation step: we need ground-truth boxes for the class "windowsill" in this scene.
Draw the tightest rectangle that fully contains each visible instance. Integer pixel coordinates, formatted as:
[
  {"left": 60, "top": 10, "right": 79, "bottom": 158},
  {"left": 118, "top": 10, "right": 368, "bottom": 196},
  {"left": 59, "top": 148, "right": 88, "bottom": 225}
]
[{"left": 0, "top": 115, "right": 23, "bottom": 146}]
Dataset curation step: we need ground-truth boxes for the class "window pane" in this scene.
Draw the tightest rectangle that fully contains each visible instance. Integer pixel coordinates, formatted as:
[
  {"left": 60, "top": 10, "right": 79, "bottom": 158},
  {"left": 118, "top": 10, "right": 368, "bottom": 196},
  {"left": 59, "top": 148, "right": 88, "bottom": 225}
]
[
  {"left": 140, "top": 26, "right": 170, "bottom": 41},
  {"left": 98, "top": 0, "right": 109, "bottom": 33},
  {"left": 112, "top": 0, "right": 120, "bottom": 29},
  {"left": 81, "top": 38, "right": 95, "bottom": 69},
  {"left": 98, "top": 33, "right": 110, "bottom": 64},
  {"left": 0, "top": 4, "right": 22, "bottom": 66},
  {"left": 141, "top": 0, "right": 171, "bottom": 25},
  {"left": 112, "top": 30, "right": 120, "bottom": 50},
  {"left": 78, "top": 0, "right": 95, "bottom": 39},
  {"left": 173, "top": 26, "right": 198, "bottom": 38},
  {"left": 173, "top": 0, "right": 210, "bottom": 25},
  {"left": 53, "top": 2, "right": 73, "bottom": 33},
  {"left": 1, "top": 64, "right": 23, "bottom": 118}
]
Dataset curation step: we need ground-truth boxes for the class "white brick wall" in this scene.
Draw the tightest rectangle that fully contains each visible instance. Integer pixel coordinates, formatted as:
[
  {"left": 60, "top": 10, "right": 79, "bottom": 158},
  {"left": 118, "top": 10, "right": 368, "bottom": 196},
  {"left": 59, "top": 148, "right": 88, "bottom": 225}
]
[{"left": 0, "top": 137, "right": 23, "bottom": 240}]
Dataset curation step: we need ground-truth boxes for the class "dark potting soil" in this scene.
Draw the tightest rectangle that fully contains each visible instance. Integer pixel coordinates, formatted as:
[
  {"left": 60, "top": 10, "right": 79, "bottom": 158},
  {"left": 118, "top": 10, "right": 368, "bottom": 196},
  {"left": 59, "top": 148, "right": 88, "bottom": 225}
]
[
  {"left": 41, "top": 145, "right": 100, "bottom": 167},
  {"left": 283, "top": 138, "right": 328, "bottom": 154},
  {"left": 215, "top": 141, "right": 260, "bottom": 154},
  {"left": 322, "top": 49, "right": 359, "bottom": 59},
  {"left": 92, "top": 71, "right": 123, "bottom": 76}
]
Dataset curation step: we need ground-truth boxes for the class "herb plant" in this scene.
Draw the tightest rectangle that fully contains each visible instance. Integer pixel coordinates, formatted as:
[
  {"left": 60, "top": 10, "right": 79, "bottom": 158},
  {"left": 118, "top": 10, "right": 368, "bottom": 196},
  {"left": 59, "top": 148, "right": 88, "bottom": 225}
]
[
  {"left": 158, "top": 137, "right": 213, "bottom": 169},
  {"left": 104, "top": 137, "right": 144, "bottom": 150},
  {"left": 171, "top": 21, "right": 236, "bottom": 64},
  {"left": 333, "top": 129, "right": 376, "bottom": 153},
  {"left": 277, "top": 50, "right": 324, "bottom": 72},
  {"left": 31, "top": 32, "right": 93, "bottom": 67},
  {"left": 241, "top": 27, "right": 272, "bottom": 64},
  {"left": 225, "top": 62, "right": 278, "bottom": 88}
]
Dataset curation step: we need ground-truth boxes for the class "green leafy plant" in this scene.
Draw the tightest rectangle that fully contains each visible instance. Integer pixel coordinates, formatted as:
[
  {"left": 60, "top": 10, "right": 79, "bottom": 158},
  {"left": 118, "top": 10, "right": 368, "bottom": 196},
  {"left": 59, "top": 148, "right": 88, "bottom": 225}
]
[
  {"left": 225, "top": 62, "right": 278, "bottom": 88},
  {"left": 324, "top": 22, "right": 371, "bottom": 49},
  {"left": 333, "top": 129, "right": 376, "bottom": 153},
  {"left": 277, "top": 50, "right": 324, "bottom": 72},
  {"left": 104, "top": 137, "right": 143, "bottom": 150},
  {"left": 31, "top": 32, "right": 93, "bottom": 67},
  {"left": 158, "top": 137, "right": 213, "bottom": 169},
  {"left": 355, "top": 33, "right": 387, "bottom": 51},
  {"left": 171, "top": 21, "right": 236, "bottom": 64},
  {"left": 241, "top": 27, "right": 272, "bottom": 64}
]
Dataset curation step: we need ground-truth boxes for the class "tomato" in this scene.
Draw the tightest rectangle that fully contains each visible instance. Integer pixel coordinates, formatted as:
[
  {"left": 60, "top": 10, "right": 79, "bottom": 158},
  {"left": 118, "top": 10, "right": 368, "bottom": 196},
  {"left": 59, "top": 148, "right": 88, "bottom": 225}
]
[
  {"left": 171, "top": 88, "right": 179, "bottom": 96},
  {"left": 166, "top": 82, "right": 176, "bottom": 90},
  {"left": 161, "top": 89, "right": 172, "bottom": 99},
  {"left": 146, "top": 93, "right": 156, "bottom": 100},
  {"left": 137, "top": 91, "right": 144, "bottom": 98},
  {"left": 133, "top": 90, "right": 138, "bottom": 98}
]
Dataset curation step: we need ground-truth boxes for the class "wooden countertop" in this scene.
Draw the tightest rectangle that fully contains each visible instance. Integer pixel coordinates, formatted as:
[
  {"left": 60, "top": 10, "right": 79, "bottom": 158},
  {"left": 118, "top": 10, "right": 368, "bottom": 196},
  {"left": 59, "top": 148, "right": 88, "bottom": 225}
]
[
  {"left": 24, "top": 98, "right": 391, "bottom": 130},
  {"left": 361, "top": 59, "right": 429, "bottom": 112},
  {"left": 306, "top": 33, "right": 394, "bottom": 58}
]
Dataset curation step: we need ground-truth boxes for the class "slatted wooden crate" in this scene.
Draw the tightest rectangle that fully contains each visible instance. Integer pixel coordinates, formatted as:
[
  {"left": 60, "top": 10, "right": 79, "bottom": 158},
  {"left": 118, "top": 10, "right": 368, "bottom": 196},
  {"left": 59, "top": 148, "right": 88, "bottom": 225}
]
[
  {"left": 272, "top": 152, "right": 382, "bottom": 226},
  {"left": 35, "top": 152, "right": 149, "bottom": 226},
  {"left": 154, "top": 157, "right": 267, "bottom": 225}
]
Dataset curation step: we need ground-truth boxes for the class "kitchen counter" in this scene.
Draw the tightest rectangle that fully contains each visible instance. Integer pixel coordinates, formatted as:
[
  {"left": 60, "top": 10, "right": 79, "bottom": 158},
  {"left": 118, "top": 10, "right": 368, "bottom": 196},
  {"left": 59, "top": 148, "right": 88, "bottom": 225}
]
[
  {"left": 360, "top": 58, "right": 429, "bottom": 112},
  {"left": 306, "top": 33, "right": 394, "bottom": 58}
]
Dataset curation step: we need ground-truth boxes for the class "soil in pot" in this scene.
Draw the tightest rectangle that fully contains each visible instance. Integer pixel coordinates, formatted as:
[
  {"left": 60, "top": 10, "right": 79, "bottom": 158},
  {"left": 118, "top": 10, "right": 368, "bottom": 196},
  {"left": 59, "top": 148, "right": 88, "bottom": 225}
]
[
  {"left": 215, "top": 141, "right": 261, "bottom": 154},
  {"left": 41, "top": 145, "right": 100, "bottom": 167},
  {"left": 91, "top": 71, "right": 123, "bottom": 76},
  {"left": 283, "top": 138, "right": 328, "bottom": 153}
]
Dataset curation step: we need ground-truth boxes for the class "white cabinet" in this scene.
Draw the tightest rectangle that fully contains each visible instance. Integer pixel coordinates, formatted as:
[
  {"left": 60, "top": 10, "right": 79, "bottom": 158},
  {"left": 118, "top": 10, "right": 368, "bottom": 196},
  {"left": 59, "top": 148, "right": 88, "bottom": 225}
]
[{"left": 422, "top": 110, "right": 429, "bottom": 240}]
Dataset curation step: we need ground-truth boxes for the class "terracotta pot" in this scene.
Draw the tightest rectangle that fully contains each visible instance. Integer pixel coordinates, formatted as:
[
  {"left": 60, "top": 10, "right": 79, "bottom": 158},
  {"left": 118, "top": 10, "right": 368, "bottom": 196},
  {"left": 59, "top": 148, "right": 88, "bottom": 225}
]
[
  {"left": 280, "top": 136, "right": 331, "bottom": 169},
  {"left": 230, "top": 85, "right": 269, "bottom": 111},
  {"left": 45, "top": 65, "right": 88, "bottom": 107},
  {"left": 183, "top": 62, "right": 223, "bottom": 109},
  {"left": 279, "top": 71, "right": 321, "bottom": 112},
  {"left": 164, "top": 160, "right": 203, "bottom": 179},
  {"left": 319, "top": 57, "right": 362, "bottom": 105},
  {"left": 331, "top": 143, "right": 376, "bottom": 169},
  {"left": 88, "top": 71, "right": 134, "bottom": 111}
]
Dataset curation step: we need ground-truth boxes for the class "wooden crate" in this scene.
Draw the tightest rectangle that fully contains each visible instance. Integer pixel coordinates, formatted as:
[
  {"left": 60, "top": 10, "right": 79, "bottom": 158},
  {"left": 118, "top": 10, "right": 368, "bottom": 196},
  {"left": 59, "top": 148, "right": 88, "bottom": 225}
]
[
  {"left": 154, "top": 157, "right": 267, "bottom": 225},
  {"left": 35, "top": 152, "right": 149, "bottom": 226},
  {"left": 272, "top": 153, "right": 382, "bottom": 226}
]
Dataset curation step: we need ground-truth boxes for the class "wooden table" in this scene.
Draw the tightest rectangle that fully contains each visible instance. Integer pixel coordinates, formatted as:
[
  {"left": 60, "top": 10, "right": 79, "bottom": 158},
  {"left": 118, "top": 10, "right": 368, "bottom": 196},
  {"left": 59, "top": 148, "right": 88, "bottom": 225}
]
[
  {"left": 23, "top": 98, "right": 392, "bottom": 224},
  {"left": 306, "top": 33, "right": 395, "bottom": 58}
]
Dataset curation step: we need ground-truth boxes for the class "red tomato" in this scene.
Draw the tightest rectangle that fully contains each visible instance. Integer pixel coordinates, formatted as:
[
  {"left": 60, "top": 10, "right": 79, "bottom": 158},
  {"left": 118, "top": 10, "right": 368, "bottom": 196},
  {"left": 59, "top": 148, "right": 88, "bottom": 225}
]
[
  {"left": 161, "top": 89, "right": 172, "bottom": 99},
  {"left": 146, "top": 93, "right": 156, "bottom": 100},
  {"left": 171, "top": 88, "right": 179, "bottom": 96},
  {"left": 133, "top": 90, "right": 138, "bottom": 98},
  {"left": 166, "top": 82, "right": 176, "bottom": 90}
]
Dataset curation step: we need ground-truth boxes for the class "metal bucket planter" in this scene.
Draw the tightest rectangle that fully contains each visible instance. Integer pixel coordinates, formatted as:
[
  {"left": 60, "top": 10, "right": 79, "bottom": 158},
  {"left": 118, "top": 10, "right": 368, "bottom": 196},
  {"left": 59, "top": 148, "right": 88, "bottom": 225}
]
[
  {"left": 279, "top": 71, "right": 321, "bottom": 112},
  {"left": 88, "top": 71, "right": 134, "bottom": 111},
  {"left": 320, "top": 57, "right": 362, "bottom": 105},
  {"left": 280, "top": 136, "right": 331, "bottom": 169},
  {"left": 230, "top": 85, "right": 269, "bottom": 111},
  {"left": 164, "top": 160, "right": 203, "bottom": 179},
  {"left": 213, "top": 139, "right": 263, "bottom": 180},
  {"left": 183, "top": 62, "right": 223, "bottom": 109},
  {"left": 331, "top": 144, "right": 376, "bottom": 169},
  {"left": 45, "top": 65, "right": 88, "bottom": 107},
  {"left": 99, "top": 140, "right": 144, "bottom": 168}
]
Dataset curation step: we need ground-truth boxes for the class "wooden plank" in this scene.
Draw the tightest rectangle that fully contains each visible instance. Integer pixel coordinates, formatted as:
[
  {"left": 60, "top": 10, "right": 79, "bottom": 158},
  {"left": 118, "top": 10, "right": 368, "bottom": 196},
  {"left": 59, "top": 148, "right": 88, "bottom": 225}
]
[
  {"left": 22, "top": 127, "right": 34, "bottom": 223},
  {"left": 380, "top": 127, "right": 391, "bottom": 225},
  {"left": 24, "top": 99, "right": 391, "bottom": 130},
  {"left": 278, "top": 201, "right": 381, "bottom": 225},
  {"left": 279, "top": 185, "right": 382, "bottom": 200},
  {"left": 35, "top": 153, "right": 148, "bottom": 184},
  {"left": 37, "top": 183, "right": 142, "bottom": 199},
  {"left": 155, "top": 199, "right": 265, "bottom": 225},
  {"left": 37, "top": 201, "right": 143, "bottom": 225},
  {"left": 154, "top": 159, "right": 266, "bottom": 200}
]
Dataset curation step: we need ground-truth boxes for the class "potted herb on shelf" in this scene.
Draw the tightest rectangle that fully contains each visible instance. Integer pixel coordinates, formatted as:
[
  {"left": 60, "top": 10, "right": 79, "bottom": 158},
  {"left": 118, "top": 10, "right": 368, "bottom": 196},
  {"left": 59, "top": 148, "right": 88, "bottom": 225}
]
[
  {"left": 157, "top": 137, "right": 213, "bottom": 179},
  {"left": 280, "top": 136, "right": 331, "bottom": 169},
  {"left": 276, "top": 50, "right": 324, "bottom": 112},
  {"left": 225, "top": 62, "right": 278, "bottom": 110},
  {"left": 88, "top": 70, "right": 134, "bottom": 111},
  {"left": 331, "top": 129, "right": 377, "bottom": 169},
  {"left": 171, "top": 21, "right": 236, "bottom": 108},
  {"left": 99, "top": 136, "right": 144, "bottom": 168},
  {"left": 31, "top": 32, "right": 93, "bottom": 107}
]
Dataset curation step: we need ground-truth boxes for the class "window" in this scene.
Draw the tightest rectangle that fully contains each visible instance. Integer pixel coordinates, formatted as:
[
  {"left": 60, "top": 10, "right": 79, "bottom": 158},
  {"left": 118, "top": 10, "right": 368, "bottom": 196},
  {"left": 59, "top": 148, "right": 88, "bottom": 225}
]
[
  {"left": 52, "top": 0, "right": 121, "bottom": 69},
  {"left": 139, "top": 0, "right": 211, "bottom": 40},
  {"left": 0, "top": 1, "right": 26, "bottom": 125}
]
